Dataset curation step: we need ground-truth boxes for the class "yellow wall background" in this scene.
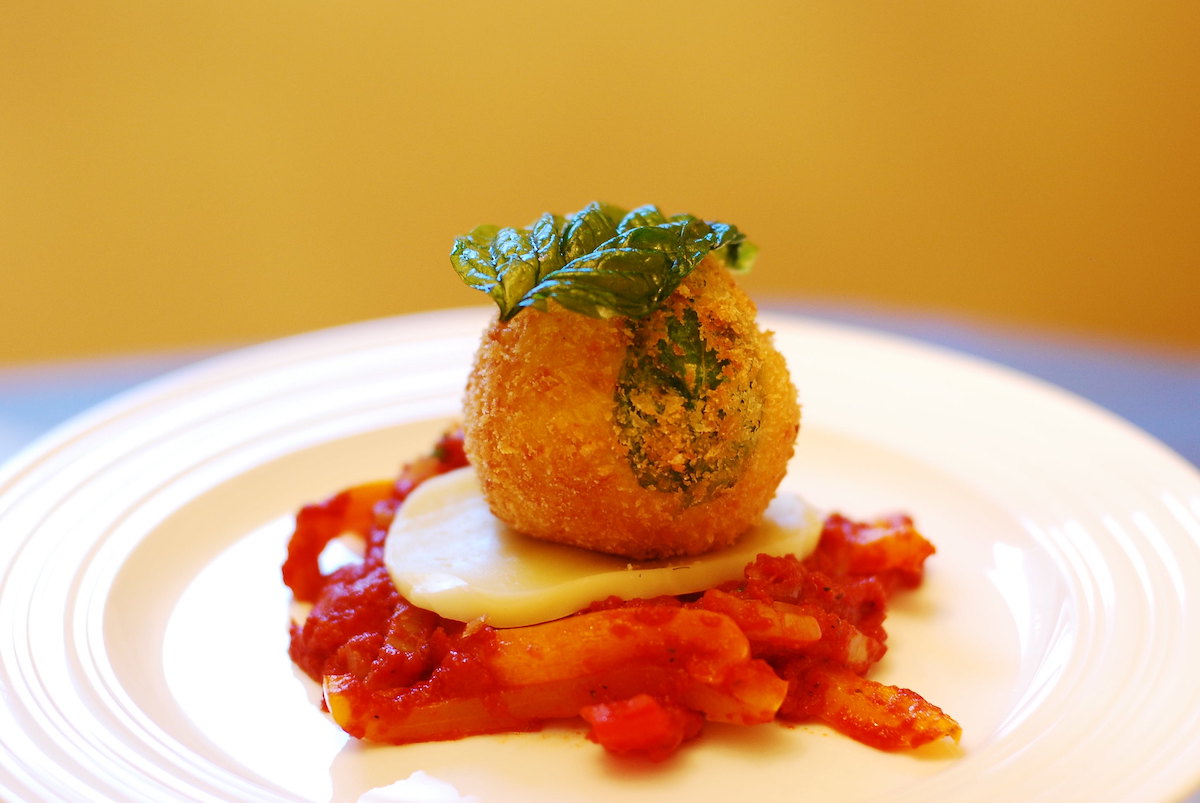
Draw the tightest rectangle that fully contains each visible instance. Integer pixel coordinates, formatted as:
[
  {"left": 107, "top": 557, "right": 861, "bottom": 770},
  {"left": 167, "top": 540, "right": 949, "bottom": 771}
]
[{"left": 3, "top": 1, "right": 1198, "bottom": 362}]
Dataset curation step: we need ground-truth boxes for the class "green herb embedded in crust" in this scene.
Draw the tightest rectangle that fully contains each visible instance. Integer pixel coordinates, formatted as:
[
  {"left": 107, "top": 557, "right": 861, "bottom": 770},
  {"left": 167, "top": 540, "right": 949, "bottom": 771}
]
[
  {"left": 615, "top": 305, "right": 764, "bottom": 506},
  {"left": 451, "top": 202, "right": 757, "bottom": 321}
]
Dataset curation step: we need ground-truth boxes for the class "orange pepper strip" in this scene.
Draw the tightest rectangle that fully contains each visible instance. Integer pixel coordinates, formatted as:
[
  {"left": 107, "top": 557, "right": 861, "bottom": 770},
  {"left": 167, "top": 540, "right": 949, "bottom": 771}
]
[
  {"left": 490, "top": 607, "right": 787, "bottom": 726},
  {"left": 801, "top": 665, "right": 962, "bottom": 751},
  {"left": 692, "top": 589, "right": 822, "bottom": 653},
  {"left": 323, "top": 606, "right": 788, "bottom": 743}
]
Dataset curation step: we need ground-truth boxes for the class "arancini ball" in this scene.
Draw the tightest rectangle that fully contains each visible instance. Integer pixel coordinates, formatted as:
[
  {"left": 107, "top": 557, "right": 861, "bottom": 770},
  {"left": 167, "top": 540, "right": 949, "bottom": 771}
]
[{"left": 452, "top": 204, "right": 799, "bottom": 559}]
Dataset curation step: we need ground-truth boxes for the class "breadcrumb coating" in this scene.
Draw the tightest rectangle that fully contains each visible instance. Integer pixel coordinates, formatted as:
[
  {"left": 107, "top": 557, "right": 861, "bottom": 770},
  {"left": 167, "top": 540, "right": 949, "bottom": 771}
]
[{"left": 462, "top": 257, "right": 799, "bottom": 559}]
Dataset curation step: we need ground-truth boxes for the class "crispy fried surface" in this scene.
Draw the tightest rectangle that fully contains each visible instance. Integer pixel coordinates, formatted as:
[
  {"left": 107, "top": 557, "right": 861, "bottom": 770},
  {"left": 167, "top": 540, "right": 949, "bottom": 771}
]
[{"left": 462, "top": 258, "right": 800, "bottom": 559}]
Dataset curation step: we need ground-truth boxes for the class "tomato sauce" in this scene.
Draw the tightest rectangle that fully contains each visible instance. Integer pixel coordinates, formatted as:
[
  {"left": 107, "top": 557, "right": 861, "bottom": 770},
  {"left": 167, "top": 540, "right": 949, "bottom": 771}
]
[{"left": 283, "top": 429, "right": 960, "bottom": 759}]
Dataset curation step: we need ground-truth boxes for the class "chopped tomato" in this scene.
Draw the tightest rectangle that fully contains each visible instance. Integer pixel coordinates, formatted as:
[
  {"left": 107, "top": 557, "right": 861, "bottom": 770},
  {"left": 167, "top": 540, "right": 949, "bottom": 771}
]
[
  {"left": 581, "top": 695, "right": 705, "bottom": 761},
  {"left": 284, "top": 430, "right": 959, "bottom": 760}
]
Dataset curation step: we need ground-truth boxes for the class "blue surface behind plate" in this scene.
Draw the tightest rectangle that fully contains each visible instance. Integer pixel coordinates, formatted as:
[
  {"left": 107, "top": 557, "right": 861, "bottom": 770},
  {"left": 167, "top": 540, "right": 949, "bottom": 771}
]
[{"left": 1, "top": 309, "right": 1197, "bottom": 469}]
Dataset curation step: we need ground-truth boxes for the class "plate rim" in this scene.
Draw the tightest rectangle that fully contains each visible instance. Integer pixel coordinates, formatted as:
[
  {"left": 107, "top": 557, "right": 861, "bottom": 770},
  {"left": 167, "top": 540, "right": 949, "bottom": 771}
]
[{"left": 1, "top": 306, "right": 1198, "bottom": 803}]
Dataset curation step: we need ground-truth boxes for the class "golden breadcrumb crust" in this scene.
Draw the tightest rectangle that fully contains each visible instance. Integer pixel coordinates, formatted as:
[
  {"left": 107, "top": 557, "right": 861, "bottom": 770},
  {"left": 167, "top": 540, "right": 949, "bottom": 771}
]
[{"left": 462, "top": 258, "right": 800, "bottom": 560}]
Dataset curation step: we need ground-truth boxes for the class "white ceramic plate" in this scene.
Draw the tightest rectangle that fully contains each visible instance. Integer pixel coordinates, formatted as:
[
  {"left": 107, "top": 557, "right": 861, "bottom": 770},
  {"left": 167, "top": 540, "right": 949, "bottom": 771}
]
[{"left": 1, "top": 307, "right": 1198, "bottom": 803}]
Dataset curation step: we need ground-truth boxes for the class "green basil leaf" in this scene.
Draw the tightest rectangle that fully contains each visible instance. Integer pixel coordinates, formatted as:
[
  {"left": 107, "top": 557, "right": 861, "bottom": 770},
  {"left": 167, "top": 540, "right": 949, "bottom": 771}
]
[
  {"left": 449, "top": 201, "right": 753, "bottom": 320},
  {"left": 450, "top": 213, "right": 565, "bottom": 315},
  {"left": 449, "top": 223, "right": 503, "bottom": 299},
  {"left": 517, "top": 248, "right": 679, "bottom": 319},
  {"left": 719, "top": 239, "right": 758, "bottom": 273},
  {"left": 561, "top": 201, "right": 623, "bottom": 262},
  {"left": 618, "top": 204, "right": 669, "bottom": 232}
]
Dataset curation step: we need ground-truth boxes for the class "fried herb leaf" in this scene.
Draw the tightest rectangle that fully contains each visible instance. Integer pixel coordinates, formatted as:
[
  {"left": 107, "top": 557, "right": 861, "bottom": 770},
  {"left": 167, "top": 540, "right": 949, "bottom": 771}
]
[{"left": 450, "top": 202, "right": 754, "bottom": 321}]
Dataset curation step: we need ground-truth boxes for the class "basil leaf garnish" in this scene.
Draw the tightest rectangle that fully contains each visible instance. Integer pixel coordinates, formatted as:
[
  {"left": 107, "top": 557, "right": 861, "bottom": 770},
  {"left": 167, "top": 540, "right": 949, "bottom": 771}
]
[
  {"left": 561, "top": 201, "right": 621, "bottom": 262},
  {"left": 450, "top": 202, "right": 754, "bottom": 320}
]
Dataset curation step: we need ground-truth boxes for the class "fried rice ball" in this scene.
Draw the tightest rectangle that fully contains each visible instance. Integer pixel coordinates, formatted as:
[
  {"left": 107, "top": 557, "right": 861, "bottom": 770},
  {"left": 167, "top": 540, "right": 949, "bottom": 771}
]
[{"left": 462, "top": 256, "right": 800, "bottom": 560}]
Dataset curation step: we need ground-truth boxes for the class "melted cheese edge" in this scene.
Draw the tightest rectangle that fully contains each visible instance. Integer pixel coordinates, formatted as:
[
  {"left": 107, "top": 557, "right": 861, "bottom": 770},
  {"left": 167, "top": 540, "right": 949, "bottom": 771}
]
[{"left": 384, "top": 466, "right": 823, "bottom": 628}]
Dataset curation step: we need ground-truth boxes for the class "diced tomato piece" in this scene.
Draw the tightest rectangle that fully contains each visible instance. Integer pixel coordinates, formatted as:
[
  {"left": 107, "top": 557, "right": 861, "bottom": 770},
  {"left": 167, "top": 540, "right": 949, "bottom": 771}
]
[{"left": 581, "top": 695, "right": 704, "bottom": 761}]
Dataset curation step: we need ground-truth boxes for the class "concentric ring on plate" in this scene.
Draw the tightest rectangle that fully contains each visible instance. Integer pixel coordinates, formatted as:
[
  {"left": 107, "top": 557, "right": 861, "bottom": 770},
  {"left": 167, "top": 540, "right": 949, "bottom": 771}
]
[{"left": 0, "top": 308, "right": 1197, "bottom": 802}]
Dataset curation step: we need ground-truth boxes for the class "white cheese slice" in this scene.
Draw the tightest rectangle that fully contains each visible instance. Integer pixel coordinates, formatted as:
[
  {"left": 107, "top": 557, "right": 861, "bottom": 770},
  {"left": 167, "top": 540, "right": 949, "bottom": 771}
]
[{"left": 384, "top": 466, "right": 823, "bottom": 628}]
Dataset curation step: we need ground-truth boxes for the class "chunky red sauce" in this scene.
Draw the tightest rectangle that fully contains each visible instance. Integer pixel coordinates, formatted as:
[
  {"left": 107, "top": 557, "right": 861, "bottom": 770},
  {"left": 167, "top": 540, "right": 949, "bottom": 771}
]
[{"left": 283, "top": 429, "right": 960, "bottom": 759}]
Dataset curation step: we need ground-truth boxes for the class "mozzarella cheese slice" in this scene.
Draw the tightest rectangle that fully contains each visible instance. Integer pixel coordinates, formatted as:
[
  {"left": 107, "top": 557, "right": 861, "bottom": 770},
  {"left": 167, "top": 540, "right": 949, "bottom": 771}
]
[{"left": 384, "top": 466, "right": 823, "bottom": 628}]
